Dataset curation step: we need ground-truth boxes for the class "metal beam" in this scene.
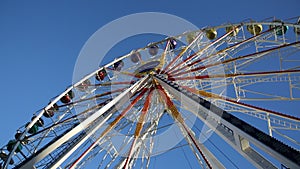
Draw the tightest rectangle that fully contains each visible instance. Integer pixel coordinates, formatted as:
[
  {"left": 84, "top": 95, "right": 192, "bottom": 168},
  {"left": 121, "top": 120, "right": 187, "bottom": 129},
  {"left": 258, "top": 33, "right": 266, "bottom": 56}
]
[
  {"left": 17, "top": 76, "right": 150, "bottom": 169},
  {"left": 47, "top": 110, "right": 114, "bottom": 169}
]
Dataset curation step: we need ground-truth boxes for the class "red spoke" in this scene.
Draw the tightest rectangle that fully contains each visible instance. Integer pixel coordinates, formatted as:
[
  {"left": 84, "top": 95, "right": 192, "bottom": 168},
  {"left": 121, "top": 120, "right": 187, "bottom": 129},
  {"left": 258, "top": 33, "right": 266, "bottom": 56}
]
[
  {"left": 124, "top": 87, "right": 155, "bottom": 168},
  {"left": 165, "top": 25, "right": 241, "bottom": 74},
  {"left": 161, "top": 33, "right": 202, "bottom": 74},
  {"left": 170, "top": 41, "right": 300, "bottom": 78},
  {"left": 93, "top": 81, "right": 136, "bottom": 86},
  {"left": 106, "top": 67, "right": 143, "bottom": 78},
  {"left": 169, "top": 69, "right": 300, "bottom": 81},
  {"left": 156, "top": 40, "right": 171, "bottom": 74},
  {"left": 181, "top": 85, "right": 300, "bottom": 121},
  {"left": 69, "top": 87, "right": 149, "bottom": 169},
  {"left": 28, "top": 99, "right": 113, "bottom": 139},
  {"left": 60, "top": 88, "right": 126, "bottom": 107},
  {"left": 154, "top": 80, "right": 213, "bottom": 169},
  {"left": 168, "top": 27, "right": 278, "bottom": 76}
]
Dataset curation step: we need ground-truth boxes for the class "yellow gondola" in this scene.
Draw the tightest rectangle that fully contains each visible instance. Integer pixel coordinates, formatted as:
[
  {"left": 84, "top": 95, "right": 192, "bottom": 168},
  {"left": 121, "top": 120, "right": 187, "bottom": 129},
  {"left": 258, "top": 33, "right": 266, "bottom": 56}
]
[
  {"left": 247, "top": 24, "right": 263, "bottom": 35},
  {"left": 225, "top": 26, "right": 239, "bottom": 36},
  {"left": 205, "top": 29, "right": 217, "bottom": 40}
]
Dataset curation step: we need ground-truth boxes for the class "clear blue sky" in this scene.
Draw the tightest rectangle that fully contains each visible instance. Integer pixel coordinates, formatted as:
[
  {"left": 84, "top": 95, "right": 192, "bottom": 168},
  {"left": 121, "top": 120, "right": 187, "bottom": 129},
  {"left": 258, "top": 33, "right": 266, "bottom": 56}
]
[{"left": 0, "top": 0, "right": 299, "bottom": 168}]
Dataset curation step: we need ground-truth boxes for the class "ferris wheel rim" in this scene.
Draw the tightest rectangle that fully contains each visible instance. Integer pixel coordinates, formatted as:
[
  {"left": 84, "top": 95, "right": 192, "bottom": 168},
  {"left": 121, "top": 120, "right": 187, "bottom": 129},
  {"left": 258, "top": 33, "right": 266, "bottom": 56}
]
[{"left": 2, "top": 17, "right": 300, "bottom": 169}]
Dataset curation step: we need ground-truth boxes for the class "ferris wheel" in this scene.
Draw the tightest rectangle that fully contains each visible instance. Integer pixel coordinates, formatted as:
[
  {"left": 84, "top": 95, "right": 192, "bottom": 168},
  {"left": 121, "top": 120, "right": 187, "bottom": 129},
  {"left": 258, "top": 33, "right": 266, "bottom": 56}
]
[{"left": 1, "top": 17, "right": 300, "bottom": 169}]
